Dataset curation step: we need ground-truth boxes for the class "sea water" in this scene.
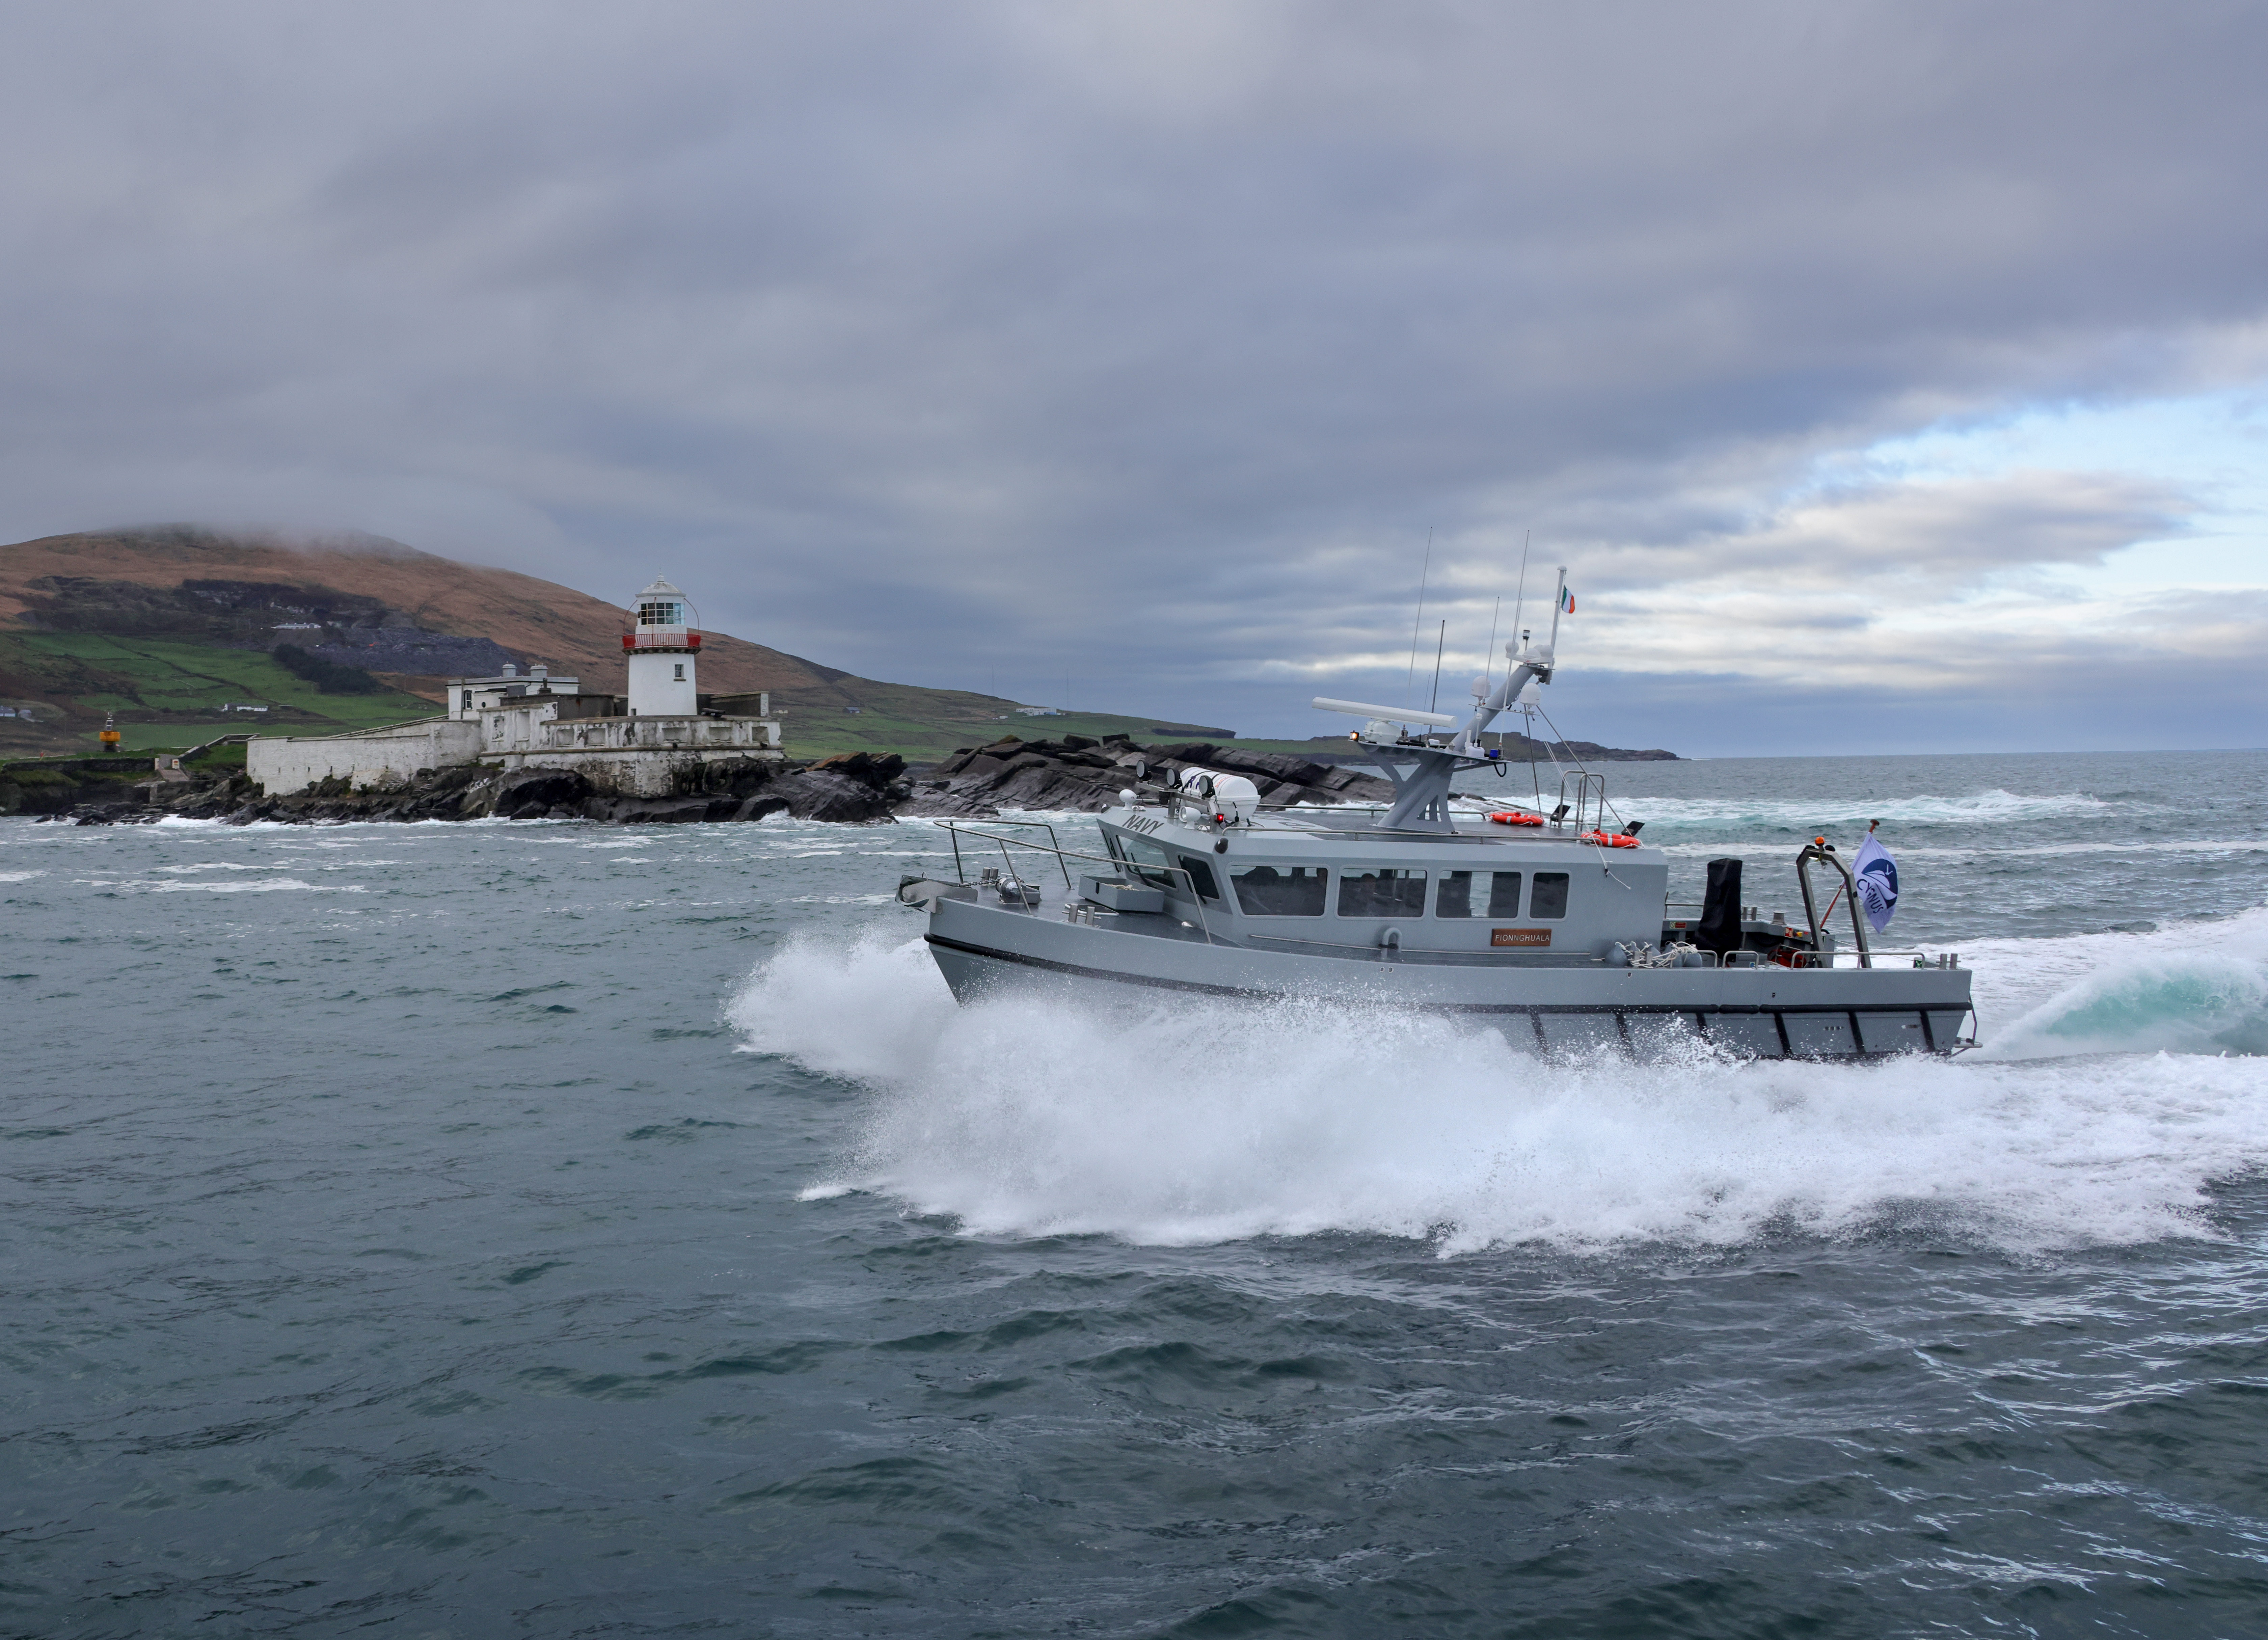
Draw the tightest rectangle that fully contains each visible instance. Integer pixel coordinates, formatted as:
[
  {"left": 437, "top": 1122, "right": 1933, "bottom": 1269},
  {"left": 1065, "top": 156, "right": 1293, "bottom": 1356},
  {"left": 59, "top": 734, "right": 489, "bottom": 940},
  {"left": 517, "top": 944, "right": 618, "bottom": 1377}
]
[{"left": 3, "top": 748, "right": 2265, "bottom": 1637}]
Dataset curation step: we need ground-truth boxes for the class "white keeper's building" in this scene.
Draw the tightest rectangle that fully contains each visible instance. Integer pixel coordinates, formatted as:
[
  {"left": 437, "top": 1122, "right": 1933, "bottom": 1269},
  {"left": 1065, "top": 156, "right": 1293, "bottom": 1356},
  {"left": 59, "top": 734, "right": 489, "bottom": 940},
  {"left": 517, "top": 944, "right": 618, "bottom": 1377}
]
[{"left": 247, "top": 576, "right": 784, "bottom": 796}]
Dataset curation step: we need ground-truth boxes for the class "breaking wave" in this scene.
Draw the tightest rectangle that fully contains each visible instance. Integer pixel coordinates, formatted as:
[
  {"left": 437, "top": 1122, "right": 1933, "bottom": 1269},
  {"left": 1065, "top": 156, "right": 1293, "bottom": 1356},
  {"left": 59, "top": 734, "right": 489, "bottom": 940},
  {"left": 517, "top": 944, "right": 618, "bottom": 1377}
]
[
  {"left": 1605, "top": 787, "right": 2114, "bottom": 833},
  {"left": 1974, "top": 905, "right": 2268, "bottom": 1060},
  {"left": 727, "top": 918, "right": 2268, "bottom": 1254}
]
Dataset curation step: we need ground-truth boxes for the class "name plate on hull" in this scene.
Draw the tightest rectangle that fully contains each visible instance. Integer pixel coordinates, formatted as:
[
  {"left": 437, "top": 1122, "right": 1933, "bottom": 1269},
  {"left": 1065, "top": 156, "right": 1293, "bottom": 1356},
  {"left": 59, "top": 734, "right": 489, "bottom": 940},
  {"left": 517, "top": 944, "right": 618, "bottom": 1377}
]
[{"left": 1492, "top": 928, "right": 1551, "bottom": 947}]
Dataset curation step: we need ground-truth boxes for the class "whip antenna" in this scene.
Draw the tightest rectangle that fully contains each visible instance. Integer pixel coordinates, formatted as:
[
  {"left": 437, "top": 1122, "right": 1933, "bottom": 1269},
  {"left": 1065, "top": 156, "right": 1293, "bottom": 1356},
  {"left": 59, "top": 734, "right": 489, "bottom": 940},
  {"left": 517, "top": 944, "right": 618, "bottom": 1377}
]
[
  {"left": 1511, "top": 530, "right": 1531, "bottom": 655},
  {"left": 1404, "top": 529, "right": 1433, "bottom": 707}
]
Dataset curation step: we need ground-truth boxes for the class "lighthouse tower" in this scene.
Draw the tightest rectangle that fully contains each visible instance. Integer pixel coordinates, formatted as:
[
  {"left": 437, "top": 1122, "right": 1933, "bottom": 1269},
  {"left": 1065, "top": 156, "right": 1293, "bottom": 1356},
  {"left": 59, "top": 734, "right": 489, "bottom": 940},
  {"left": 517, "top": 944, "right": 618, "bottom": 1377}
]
[{"left": 624, "top": 577, "right": 701, "bottom": 716}]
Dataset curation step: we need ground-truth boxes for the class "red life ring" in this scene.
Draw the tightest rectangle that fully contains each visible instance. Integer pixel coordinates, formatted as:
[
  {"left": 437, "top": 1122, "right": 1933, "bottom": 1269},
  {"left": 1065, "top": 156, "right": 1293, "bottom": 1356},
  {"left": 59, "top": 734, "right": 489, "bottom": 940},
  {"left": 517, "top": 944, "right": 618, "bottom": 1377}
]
[
  {"left": 1581, "top": 829, "right": 1641, "bottom": 849},
  {"left": 1488, "top": 810, "right": 1544, "bottom": 827}
]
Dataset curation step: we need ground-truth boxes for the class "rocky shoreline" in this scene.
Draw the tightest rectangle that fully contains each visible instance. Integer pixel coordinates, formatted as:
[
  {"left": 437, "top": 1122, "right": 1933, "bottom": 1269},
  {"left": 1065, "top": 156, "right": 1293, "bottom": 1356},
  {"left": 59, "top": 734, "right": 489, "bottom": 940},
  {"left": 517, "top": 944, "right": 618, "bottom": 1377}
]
[
  {"left": 41, "top": 751, "right": 914, "bottom": 826},
  {"left": 898, "top": 735, "right": 1393, "bottom": 817},
  {"left": 20, "top": 729, "right": 1666, "bottom": 827}
]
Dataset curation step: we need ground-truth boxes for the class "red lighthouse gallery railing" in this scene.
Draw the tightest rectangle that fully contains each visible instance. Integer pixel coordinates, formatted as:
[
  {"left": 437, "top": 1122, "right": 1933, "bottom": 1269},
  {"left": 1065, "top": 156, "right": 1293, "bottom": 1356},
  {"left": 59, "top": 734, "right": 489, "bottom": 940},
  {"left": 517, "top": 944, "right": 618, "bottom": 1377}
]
[{"left": 622, "top": 630, "right": 702, "bottom": 651}]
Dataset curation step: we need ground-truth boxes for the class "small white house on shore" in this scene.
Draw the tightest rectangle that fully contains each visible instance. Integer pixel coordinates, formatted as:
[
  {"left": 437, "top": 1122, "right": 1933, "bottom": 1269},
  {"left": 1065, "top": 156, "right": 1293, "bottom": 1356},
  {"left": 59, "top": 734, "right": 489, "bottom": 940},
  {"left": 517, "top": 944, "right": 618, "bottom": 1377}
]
[
  {"left": 449, "top": 663, "right": 581, "bottom": 718},
  {"left": 247, "top": 576, "right": 784, "bottom": 797}
]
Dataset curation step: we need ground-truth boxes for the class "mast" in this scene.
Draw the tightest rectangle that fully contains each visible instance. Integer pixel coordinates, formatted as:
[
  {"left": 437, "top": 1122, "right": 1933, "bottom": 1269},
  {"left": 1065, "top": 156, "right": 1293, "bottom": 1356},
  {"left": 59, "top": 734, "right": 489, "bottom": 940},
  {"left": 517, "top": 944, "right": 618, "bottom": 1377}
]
[
  {"left": 1310, "top": 558, "right": 1565, "bottom": 833},
  {"left": 1310, "top": 632, "right": 1556, "bottom": 832}
]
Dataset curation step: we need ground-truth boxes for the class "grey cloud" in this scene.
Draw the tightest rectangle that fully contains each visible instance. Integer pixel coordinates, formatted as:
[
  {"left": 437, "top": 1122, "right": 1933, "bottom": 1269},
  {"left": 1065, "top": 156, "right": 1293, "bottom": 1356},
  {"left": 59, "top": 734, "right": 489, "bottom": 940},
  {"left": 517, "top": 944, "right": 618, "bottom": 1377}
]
[{"left": 0, "top": 1, "right": 2263, "bottom": 748}]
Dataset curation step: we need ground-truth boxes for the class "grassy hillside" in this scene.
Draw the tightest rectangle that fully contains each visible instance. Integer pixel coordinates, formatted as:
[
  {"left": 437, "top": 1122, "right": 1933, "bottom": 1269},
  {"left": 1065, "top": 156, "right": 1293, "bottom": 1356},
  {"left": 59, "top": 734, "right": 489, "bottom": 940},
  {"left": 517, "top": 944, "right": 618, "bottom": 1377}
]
[
  {"left": 0, "top": 527, "right": 1233, "bottom": 759},
  {"left": 1, "top": 632, "right": 437, "bottom": 749}
]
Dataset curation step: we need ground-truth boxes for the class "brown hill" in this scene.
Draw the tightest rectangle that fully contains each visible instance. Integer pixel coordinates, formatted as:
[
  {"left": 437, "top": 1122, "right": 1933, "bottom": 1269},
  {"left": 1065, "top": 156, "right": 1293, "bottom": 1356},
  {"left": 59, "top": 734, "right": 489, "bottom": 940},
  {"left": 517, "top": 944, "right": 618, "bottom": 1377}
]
[
  {"left": 1, "top": 526, "right": 851, "bottom": 698},
  {"left": 0, "top": 526, "right": 1220, "bottom": 759}
]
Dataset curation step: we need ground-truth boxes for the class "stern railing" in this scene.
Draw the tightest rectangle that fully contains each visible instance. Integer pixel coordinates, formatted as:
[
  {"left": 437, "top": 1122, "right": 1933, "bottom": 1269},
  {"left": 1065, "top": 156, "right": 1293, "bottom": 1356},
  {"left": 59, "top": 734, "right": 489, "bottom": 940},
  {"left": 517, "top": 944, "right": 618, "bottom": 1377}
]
[{"left": 934, "top": 820, "right": 1218, "bottom": 943}]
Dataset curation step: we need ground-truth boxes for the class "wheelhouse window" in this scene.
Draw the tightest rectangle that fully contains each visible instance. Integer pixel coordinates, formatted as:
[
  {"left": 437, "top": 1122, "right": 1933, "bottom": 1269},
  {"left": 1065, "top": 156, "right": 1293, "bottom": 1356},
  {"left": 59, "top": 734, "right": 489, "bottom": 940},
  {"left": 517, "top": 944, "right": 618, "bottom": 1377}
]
[
  {"left": 1338, "top": 868, "right": 1427, "bottom": 917},
  {"left": 1437, "top": 870, "right": 1523, "bottom": 918},
  {"left": 1529, "top": 871, "right": 1570, "bottom": 919},
  {"left": 1177, "top": 856, "right": 1222, "bottom": 902},
  {"left": 1110, "top": 832, "right": 1177, "bottom": 892},
  {"left": 1231, "top": 864, "right": 1328, "bottom": 916}
]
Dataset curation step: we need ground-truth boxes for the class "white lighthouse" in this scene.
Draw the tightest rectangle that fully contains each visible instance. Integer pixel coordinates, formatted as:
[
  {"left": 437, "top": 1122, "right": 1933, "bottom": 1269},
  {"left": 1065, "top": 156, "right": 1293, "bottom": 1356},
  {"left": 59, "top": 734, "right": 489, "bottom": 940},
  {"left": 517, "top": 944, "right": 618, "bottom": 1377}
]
[
  {"left": 249, "top": 569, "right": 782, "bottom": 797},
  {"left": 625, "top": 576, "right": 700, "bottom": 716}
]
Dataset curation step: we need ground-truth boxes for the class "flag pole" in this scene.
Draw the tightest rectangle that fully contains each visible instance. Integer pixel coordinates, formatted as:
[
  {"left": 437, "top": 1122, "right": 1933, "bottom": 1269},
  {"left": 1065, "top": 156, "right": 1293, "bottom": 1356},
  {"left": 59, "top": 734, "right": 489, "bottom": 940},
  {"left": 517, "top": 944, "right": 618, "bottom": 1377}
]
[{"left": 1547, "top": 565, "right": 1567, "bottom": 652}]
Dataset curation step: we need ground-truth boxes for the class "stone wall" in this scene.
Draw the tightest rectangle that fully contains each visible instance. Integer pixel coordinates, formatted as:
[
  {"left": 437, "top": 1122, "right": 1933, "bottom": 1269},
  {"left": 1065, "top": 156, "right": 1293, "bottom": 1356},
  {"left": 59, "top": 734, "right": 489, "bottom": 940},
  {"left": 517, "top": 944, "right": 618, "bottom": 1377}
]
[
  {"left": 248, "top": 719, "right": 483, "bottom": 794},
  {"left": 493, "top": 745, "right": 785, "bottom": 798}
]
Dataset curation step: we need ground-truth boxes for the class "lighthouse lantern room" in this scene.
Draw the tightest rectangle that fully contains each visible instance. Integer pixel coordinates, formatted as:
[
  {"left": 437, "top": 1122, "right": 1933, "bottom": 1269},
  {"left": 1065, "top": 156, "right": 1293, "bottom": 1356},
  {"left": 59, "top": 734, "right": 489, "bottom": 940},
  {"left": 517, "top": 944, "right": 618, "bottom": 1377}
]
[{"left": 624, "top": 576, "right": 701, "bottom": 716}]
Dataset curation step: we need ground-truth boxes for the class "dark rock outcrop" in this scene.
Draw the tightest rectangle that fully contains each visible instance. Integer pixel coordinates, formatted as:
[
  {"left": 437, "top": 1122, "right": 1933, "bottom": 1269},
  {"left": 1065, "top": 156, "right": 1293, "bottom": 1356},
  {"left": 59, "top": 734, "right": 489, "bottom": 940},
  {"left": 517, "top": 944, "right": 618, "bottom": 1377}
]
[
  {"left": 1538, "top": 739, "right": 1678, "bottom": 763},
  {"left": 898, "top": 734, "right": 1394, "bottom": 817},
  {"left": 32, "top": 728, "right": 1667, "bottom": 829},
  {"left": 49, "top": 750, "right": 910, "bottom": 827},
  {"left": 1, "top": 756, "right": 159, "bottom": 816}
]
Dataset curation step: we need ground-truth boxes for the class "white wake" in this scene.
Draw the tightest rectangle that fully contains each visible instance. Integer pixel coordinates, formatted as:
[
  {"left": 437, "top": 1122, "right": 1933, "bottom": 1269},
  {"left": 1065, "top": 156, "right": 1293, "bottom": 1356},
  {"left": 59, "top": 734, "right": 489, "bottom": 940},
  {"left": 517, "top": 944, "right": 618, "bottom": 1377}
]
[{"left": 726, "top": 912, "right": 2268, "bottom": 1253}]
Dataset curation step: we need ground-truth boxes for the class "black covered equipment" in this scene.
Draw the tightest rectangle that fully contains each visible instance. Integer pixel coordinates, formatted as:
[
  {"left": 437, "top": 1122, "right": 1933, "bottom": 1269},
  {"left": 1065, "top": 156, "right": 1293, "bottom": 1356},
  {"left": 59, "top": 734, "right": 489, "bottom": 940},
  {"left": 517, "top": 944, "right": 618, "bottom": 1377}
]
[{"left": 1697, "top": 857, "right": 1745, "bottom": 957}]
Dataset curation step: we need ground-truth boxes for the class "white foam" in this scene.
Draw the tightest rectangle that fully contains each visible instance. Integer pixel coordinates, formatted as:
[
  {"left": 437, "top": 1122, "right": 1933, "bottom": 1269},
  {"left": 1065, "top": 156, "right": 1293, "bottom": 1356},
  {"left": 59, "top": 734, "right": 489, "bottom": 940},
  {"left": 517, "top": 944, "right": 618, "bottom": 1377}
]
[
  {"left": 0, "top": 869, "right": 44, "bottom": 883},
  {"left": 1656, "top": 838, "right": 2268, "bottom": 860},
  {"left": 1971, "top": 905, "right": 2268, "bottom": 1059},
  {"left": 726, "top": 929, "right": 2268, "bottom": 1253},
  {"left": 1611, "top": 788, "right": 2113, "bottom": 831}
]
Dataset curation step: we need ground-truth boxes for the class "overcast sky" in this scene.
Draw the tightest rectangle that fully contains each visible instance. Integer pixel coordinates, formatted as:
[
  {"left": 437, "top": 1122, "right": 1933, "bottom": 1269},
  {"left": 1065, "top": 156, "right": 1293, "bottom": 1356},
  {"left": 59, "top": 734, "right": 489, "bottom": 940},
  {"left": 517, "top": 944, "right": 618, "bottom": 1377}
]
[{"left": 2, "top": 1, "right": 2263, "bottom": 754}]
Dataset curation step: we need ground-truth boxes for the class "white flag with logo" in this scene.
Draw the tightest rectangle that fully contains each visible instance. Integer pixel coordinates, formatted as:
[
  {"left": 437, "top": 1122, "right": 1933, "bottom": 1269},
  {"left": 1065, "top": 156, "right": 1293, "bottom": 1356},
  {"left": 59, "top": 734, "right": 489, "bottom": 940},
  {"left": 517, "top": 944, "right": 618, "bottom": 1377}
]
[{"left": 1854, "top": 834, "right": 1898, "bottom": 933}]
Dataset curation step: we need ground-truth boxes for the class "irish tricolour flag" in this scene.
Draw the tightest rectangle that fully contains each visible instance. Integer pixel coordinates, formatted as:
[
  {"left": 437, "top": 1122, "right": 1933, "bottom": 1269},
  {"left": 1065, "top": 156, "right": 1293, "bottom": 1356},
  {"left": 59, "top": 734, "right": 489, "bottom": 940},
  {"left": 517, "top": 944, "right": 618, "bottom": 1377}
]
[{"left": 1561, "top": 587, "right": 1575, "bottom": 614}]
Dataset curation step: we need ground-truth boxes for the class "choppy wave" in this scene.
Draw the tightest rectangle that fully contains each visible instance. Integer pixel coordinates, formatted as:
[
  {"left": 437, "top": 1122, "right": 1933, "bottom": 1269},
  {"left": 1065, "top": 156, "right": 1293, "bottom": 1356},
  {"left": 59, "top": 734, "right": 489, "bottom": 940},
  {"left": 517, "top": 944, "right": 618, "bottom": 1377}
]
[
  {"left": 1653, "top": 838, "right": 2268, "bottom": 861},
  {"left": 1608, "top": 787, "right": 2113, "bottom": 832},
  {"left": 0, "top": 869, "right": 45, "bottom": 882},
  {"left": 728, "top": 929, "right": 2268, "bottom": 1253},
  {"left": 88, "top": 877, "right": 366, "bottom": 894}
]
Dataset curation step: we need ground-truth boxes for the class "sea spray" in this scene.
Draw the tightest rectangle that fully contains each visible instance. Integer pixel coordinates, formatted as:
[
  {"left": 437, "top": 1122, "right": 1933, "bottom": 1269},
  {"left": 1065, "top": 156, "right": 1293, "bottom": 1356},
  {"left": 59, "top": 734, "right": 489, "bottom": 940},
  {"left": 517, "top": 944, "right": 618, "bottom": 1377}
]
[
  {"left": 730, "top": 932, "right": 2268, "bottom": 1252},
  {"left": 1985, "top": 956, "right": 2268, "bottom": 1058},
  {"left": 1968, "top": 904, "right": 2268, "bottom": 1057}
]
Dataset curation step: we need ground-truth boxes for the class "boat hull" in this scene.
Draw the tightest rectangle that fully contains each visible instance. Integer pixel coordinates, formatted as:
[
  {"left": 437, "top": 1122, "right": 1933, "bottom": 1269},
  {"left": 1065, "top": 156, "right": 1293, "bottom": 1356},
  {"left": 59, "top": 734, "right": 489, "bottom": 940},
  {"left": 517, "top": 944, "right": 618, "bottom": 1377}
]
[{"left": 923, "top": 897, "right": 1976, "bottom": 1056}]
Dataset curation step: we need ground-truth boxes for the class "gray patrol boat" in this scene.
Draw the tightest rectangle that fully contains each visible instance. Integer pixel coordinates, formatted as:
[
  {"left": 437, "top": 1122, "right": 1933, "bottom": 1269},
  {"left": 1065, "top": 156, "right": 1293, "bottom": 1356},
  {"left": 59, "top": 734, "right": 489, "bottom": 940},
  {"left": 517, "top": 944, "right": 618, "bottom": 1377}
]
[{"left": 897, "top": 580, "right": 1975, "bottom": 1058}]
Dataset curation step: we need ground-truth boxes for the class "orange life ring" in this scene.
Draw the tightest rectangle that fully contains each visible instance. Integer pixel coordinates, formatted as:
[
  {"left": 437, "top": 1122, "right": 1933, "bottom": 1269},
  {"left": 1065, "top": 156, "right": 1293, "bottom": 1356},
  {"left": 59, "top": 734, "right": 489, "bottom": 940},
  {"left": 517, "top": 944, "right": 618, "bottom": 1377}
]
[
  {"left": 1581, "top": 829, "right": 1641, "bottom": 849},
  {"left": 1488, "top": 810, "right": 1544, "bottom": 827}
]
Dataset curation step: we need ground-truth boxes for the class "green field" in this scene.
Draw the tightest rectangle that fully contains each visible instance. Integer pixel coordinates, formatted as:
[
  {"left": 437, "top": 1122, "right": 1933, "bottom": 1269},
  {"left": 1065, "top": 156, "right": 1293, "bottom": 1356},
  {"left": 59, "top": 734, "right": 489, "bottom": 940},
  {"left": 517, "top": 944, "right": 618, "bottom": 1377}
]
[
  {"left": 780, "top": 707, "right": 1246, "bottom": 762},
  {"left": 0, "top": 632, "right": 440, "bottom": 750}
]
